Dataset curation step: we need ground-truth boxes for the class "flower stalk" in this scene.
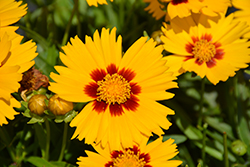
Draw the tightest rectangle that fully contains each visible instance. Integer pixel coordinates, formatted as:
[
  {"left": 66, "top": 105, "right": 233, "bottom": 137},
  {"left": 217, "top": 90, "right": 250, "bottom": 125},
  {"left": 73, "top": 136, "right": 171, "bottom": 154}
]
[
  {"left": 58, "top": 122, "right": 68, "bottom": 161},
  {"left": 223, "top": 132, "right": 229, "bottom": 167},
  {"left": 202, "top": 123, "right": 208, "bottom": 167},
  {"left": 44, "top": 118, "right": 50, "bottom": 161},
  {"left": 198, "top": 77, "right": 205, "bottom": 127}
]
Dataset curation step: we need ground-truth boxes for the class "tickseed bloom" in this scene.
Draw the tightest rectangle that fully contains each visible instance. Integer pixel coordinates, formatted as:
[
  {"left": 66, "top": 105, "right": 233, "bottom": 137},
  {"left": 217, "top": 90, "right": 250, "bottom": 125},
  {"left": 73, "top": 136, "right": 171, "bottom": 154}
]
[
  {"left": 0, "top": 33, "right": 22, "bottom": 101},
  {"left": 161, "top": 13, "right": 250, "bottom": 85},
  {"left": 77, "top": 137, "right": 182, "bottom": 167},
  {"left": 86, "top": 0, "right": 113, "bottom": 7},
  {"left": 0, "top": 0, "right": 27, "bottom": 39},
  {"left": 143, "top": 0, "right": 230, "bottom": 21},
  {"left": 232, "top": 0, "right": 250, "bottom": 38},
  {"left": 0, "top": 33, "right": 38, "bottom": 74},
  {"left": 0, "top": 30, "right": 37, "bottom": 125},
  {"left": 0, "top": 97, "right": 21, "bottom": 126},
  {"left": 49, "top": 27, "right": 177, "bottom": 150}
]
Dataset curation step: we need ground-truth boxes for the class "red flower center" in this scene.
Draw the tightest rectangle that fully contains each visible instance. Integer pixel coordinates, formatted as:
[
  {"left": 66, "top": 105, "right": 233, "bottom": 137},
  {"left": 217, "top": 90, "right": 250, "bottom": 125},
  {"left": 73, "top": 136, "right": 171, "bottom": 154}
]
[
  {"left": 185, "top": 34, "right": 224, "bottom": 68},
  {"left": 84, "top": 64, "right": 141, "bottom": 117},
  {"left": 105, "top": 146, "right": 151, "bottom": 167},
  {"left": 171, "top": 0, "right": 188, "bottom": 5}
]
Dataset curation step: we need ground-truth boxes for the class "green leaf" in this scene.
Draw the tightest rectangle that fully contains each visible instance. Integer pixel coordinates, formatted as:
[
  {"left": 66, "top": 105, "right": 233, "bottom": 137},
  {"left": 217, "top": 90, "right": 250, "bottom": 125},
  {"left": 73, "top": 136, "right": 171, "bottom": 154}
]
[
  {"left": 27, "top": 116, "right": 45, "bottom": 124},
  {"left": 237, "top": 111, "right": 250, "bottom": 155},
  {"left": 35, "top": 44, "right": 59, "bottom": 79},
  {"left": 22, "top": 109, "right": 32, "bottom": 118},
  {"left": 64, "top": 110, "right": 77, "bottom": 123},
  {"left": 176, "top": 118, "right": 203, "bottom": 140},
  {"left": 194, "top": 141, "right": 223, "bottom": 160},
  {"left": 50, "top": 161, "right": 76, "bottom": 167},
  {"left": 26, "top": 156, "right": 55, "bottom": 167},
  {"left": 204, "top": 116, "right": 235, "bottom": 140},
  {"left": 163, "top": 134, "right": 187, "bottom": 144}
]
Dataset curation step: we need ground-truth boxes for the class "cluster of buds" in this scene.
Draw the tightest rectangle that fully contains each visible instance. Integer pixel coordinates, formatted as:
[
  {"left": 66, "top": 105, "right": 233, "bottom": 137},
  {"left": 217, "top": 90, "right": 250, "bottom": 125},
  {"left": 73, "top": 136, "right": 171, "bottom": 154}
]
[
  {"left": 20, "top": 67, "right": 76, "bottom": 124},
  {"left": 24, "top": 93, "right": 75, "bottom": 124}
]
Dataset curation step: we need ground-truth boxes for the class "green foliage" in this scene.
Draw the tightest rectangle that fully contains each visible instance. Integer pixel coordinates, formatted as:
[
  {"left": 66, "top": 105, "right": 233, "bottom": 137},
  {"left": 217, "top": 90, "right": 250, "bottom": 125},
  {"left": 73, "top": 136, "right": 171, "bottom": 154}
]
[{"left": 1, "top": 0, "right": 250, "bottom": 167}]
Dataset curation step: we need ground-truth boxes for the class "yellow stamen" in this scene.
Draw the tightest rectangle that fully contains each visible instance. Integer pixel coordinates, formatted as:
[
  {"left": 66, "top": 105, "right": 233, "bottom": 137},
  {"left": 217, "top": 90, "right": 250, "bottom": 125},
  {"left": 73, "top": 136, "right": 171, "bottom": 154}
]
[
  {"left": 192, "top": 39, "right": 216, "bottom": 63},
  {"left": 112, "top": 149, "right": 146, "bottom": 167},
  {"left": 96, "top": 73, "right": 131, "bottom": 104}
]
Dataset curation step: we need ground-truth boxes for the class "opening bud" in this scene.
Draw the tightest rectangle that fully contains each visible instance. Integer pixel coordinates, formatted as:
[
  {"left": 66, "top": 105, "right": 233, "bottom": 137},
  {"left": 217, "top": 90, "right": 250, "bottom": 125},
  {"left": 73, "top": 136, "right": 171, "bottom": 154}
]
[
  {"left": 48, "top": 94, "right": 73, "bottom": 116},
  {"left": 28, "top": 94, "right": 48, "bottom": 115}
]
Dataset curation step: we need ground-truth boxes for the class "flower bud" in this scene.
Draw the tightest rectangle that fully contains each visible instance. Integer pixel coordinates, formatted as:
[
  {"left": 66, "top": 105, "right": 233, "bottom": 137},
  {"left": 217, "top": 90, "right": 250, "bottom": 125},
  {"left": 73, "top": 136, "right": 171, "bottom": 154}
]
[
  {"left": 151, "top": 30, "right": 163, "bottom": 46},
  {"left": 231, "top": 140, "right": 247, "bottom": 156},
  {"left": 28, "top": 94, "right": 48, "bottom": 115},
  {"left": 48, "top": 94, "right": 73, "bottom": 116}
]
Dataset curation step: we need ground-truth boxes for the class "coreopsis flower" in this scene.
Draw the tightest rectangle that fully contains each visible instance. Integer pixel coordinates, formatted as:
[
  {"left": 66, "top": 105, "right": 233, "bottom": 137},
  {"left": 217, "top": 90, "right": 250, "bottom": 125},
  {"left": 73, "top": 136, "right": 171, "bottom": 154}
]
[
  {"left": 0, "top": 29, "right": 37, "bottom": 73},
  {"left": 0, "top": 0, "right": 27, "bottom": 39},
  {"left": 49, "top": 27, "right": 177, "bottom": 150},
  {"left": 0, "top": 31, "right": 37, "bottom": 125},
  {"left": 0, "top": 97, "right": 21, "bottom": 126},
  {"left": 143, "top": 0, "right": 230, "bottom": 21},
  {"left": 77, "top": 137, "right": 182, "bottom": 167},
  {"left": 161, "top": 13, "right": 250, "bottom": 85},
  {"left": 86, "top": 0, "right": 113, "bottom": 7},
  {"left": 232, "top": 0, "right": 250, "bottom": 38}
]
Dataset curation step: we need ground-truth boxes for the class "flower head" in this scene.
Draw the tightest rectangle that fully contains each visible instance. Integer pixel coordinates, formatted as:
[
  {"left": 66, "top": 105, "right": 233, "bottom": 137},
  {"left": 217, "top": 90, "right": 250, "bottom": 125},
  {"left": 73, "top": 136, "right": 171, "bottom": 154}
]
[
  {"left": 0, "top": 29, "right": 37, "bottom": 125},
  {"left": 143, "top": 0, "right": 230, "bottom": 21},
  {"left": 161, "top": 13, "right": 250, "bottom": 84},
  {"left": 77, "top": 137, "right": 182, "bottom": 167},
  {"left": 0, "top": 33, "right": 22, "bottom": 101},
  {"left": 0, "top": 96, "right": 20, "bottom": 126},
  {"left": 49, "top": 27, "right": 177, "bottom": 150},
  {"left": 0, "top": 0, "right": 27, "bottom": 39},
  {"left": 232, "top": 0, "right": 250, "bottom": 38},
  {"left": 86, "top": 0, "right": 113, "bottom": 7}
]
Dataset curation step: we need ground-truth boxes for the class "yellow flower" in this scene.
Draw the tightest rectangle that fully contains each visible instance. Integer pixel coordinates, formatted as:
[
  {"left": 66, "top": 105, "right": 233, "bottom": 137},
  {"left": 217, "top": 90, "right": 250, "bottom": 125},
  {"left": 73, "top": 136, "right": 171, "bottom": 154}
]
[
  {"left": 77, "top": 137, "right": 182, "bottom": 167},
  {"left": 143, "top": 0, "right": 230, "bottom": 21},
  {"left": 232, "top": 0, "right": 250, "bottom": 38},
  {"left": 0, "top": 96, "right": 21, "bottom": 126},
  {"left": 0, "top": 33, "right": 22, "bottom": 100},
  {"left": 0, "top": 0, "right": 27, "bottom": 39},
  {"left": 86, "top": 0, "right": 113, "bottom": 7},
  {"left": 144, "top": 0, "right": 168, "bottom": 20},
  {"left": 0, "top": 31, "right": 37, "bottom": 125},
  {"left": 49, "top": 27, "right": 177, "bottom": 150},
  {"left": 161, "top": 13, "right": 250, "bottom": 85},
  {"left": 0, "top": 32, "right": 38, "bottom": 74}
]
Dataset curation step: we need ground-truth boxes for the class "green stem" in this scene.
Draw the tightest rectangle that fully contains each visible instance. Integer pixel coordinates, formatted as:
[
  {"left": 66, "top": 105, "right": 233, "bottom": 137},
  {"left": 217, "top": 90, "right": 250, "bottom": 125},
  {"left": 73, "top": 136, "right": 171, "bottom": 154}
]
[
  {"left": 61, "top": 1, "right": 77, "bottom": 46},
  {"left": 58, "top": 123, "right": 68, "bottom": 161},
  {"left": 223, "top": 132, "right": 229, "bottom": 167},
  {"left": 44, "top": 119, "right": 50, "bottom": 161},
  {"left": 202, "top": 123, "right": 208, "bottom": 167},
  {"left": 198, "top": 78, "right": 206, "bottom": 127}
]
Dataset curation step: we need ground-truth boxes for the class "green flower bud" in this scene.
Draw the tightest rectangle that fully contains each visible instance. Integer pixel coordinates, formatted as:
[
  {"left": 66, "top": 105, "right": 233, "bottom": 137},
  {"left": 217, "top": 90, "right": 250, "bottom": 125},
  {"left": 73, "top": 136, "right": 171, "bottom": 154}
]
[
  {"left": 28, "top": 94, "right": 48, "bottom": 115},
  {"left": 48, "top": 94, "right": 73, "bottom": 116},
  {"left": 231, "top": 140, "right": 247, "bottom": 156}
]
